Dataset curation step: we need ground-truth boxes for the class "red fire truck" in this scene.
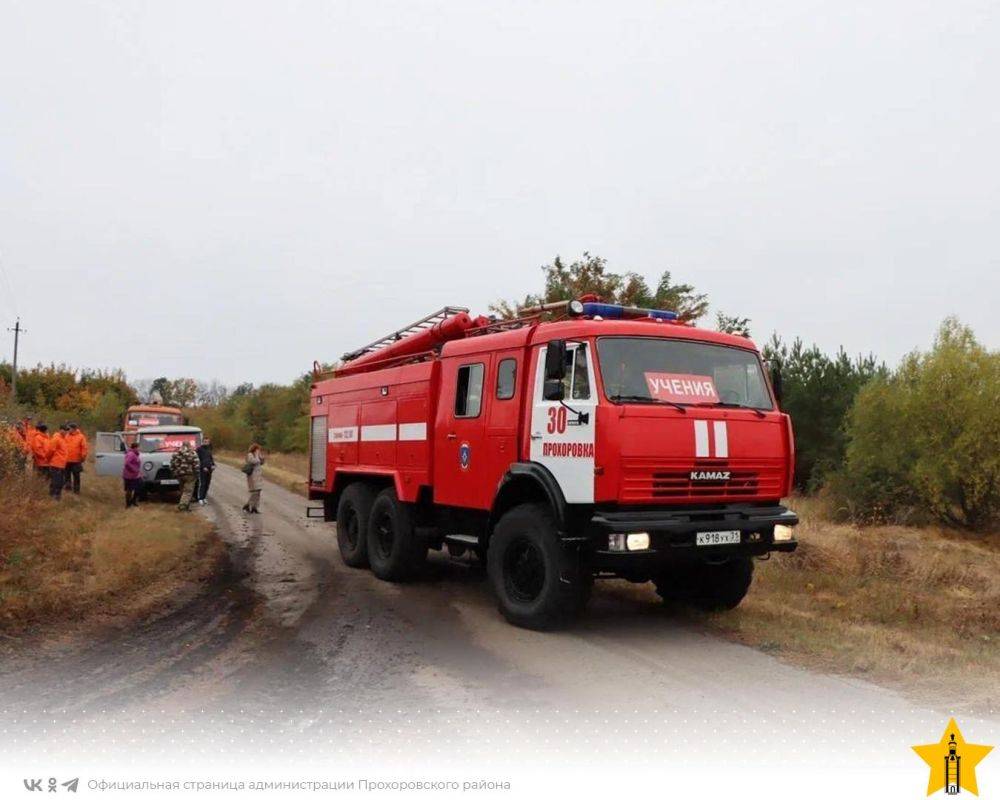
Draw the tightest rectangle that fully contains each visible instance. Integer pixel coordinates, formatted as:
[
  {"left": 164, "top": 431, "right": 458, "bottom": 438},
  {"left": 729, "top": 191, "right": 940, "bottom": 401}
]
[{"left": 309, "top": 302, "right": 798, "bottom": 629}]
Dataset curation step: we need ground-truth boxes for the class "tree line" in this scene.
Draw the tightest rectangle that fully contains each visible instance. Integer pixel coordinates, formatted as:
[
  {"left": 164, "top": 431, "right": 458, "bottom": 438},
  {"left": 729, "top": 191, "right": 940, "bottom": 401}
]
[{"left": 3, "top": 253, "right": 997, "bottom": 529}]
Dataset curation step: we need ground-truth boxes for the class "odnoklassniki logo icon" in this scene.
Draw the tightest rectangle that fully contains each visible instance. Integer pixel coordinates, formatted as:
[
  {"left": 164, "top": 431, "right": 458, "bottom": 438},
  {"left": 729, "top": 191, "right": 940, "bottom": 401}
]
[{"left": 913, "top": 719, "right": 993, "bottom": 796}]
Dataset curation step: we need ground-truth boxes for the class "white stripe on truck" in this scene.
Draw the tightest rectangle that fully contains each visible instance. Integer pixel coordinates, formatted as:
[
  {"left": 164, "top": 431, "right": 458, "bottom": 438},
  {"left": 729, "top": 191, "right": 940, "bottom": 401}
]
[
  {"left": 713, "top": 420, "right": 728, "bottom": 458},
  {"left": 329, "top": 422, "right": 426, "bottom": 444},
  {"left": 397, "top": 422, "right": 427, "bottom": 441},
  {"left": 694, "top": 420, "right": 709, "bottom": 457},
  {"left": 360, "top": 424, "right": 397, "bottom": 442}
]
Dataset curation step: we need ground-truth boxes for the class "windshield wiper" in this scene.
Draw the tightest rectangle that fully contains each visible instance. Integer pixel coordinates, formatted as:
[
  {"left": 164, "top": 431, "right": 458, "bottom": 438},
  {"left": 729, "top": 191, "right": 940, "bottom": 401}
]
[
  {"left": 694, "top": 401, "right": 766, "bottom": 418},
  {"left": 609, "top": 394, "right": 688, "bottom": 413}
]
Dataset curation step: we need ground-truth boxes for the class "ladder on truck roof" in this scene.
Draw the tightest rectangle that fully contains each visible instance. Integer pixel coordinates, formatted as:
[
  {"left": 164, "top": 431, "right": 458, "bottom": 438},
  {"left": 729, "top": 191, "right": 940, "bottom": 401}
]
[{"left": 341, "top": 306, "right": 469, "bottom": 362}]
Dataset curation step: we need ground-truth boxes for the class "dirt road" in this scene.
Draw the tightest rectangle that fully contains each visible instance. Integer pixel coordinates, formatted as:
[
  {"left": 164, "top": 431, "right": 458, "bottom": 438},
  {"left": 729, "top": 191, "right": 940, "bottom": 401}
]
[{"left": 3, "top": 465, "right": 996, "bottom": 775}]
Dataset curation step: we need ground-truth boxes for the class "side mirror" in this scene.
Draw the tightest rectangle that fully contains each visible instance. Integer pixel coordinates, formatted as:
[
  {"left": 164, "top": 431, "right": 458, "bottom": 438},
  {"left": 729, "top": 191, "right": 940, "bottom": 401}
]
[
  {"left": 767, "top": 361, "right": 783, "bottom": 406},
  {"left": 543, "top": 378, "right": 565, "bottom": 402},
  {"left": 544, "top": 340, "right": 567, "bottom": 382}
]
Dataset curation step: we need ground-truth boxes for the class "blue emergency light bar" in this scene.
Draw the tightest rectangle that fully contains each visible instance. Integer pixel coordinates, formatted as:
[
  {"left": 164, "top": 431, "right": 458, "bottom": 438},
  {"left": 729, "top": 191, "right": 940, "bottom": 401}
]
[{"left": 579, "top": 302, "right": 678, "bottom": 321}]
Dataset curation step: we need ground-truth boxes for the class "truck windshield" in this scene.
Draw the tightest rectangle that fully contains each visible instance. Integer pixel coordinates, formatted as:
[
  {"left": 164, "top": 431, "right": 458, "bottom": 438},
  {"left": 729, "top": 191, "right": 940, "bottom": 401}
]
[
  {"left": 128, "top": 412, "right": 184, "bottom": 427},
  {"left": 597, "top": 337, "right": 773, "bottom": 410},
  {"left": 138, "top": 433, "right": 200, "bottom": 453}
]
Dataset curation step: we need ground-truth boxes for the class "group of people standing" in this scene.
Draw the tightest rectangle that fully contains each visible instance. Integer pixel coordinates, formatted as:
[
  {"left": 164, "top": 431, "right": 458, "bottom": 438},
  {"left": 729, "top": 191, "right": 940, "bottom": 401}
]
[
  {"left": 122, "top": 437, "right": 217, "bottom": 511},
  {"left": 3, "top": 416, "right": 266, "bottom": 515},
  {"left": 7, "top": 417, "right": 88, "bottom": 499},
  {"left": 163, "top": 439, "right": 264, "bottom": 514}
]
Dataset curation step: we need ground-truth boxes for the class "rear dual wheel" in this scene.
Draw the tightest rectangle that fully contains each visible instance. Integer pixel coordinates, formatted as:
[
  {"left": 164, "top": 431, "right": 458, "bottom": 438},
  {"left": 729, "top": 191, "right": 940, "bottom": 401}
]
[
  {"left": 367, "top": 488, "right": 427, "bottom": 582},
  {"left": 336, "top": 483, "right": 376, "bottom": 567}
]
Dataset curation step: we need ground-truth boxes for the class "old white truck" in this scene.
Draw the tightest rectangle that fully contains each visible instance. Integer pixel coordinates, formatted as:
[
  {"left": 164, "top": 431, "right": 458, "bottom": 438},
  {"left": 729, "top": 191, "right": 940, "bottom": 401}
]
[{"left": 95, "top": 425, "right": 203, "bottom": 495}]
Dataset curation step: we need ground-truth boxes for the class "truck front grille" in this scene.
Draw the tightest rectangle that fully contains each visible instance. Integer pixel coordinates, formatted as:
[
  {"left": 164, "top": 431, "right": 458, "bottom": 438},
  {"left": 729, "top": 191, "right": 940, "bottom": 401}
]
[{"left": 621, "top": 460, "right": 784, "bottom": 503}]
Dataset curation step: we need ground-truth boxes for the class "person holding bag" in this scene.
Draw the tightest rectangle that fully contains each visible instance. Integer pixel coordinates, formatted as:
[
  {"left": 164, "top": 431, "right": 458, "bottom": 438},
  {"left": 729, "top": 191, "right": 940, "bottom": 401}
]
[{"left": 242, "top": 443, "right": 265, "bottom": 514}]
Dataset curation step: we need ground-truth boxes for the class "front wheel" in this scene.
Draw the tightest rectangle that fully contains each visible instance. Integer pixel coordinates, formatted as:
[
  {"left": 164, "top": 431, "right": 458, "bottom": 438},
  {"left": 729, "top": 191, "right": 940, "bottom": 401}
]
[
  {"left": 487, "top": 503, "right": 591, "bottom": 630},
  {"left": 653, "top": 557, "right": 754, "bottom": 611}
]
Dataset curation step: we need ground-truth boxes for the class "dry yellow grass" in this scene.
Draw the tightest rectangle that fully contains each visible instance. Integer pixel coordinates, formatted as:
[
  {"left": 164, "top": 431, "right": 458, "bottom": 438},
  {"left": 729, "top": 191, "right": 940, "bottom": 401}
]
[
  {"left": 217, "top": 450, "right": 309, "bottom": 496},
  {"left": 0, "top": 465, "right": 219, "bottom": 636},
  {"left": 696, "top": 495, "right": 1000, "bottom": 714}
]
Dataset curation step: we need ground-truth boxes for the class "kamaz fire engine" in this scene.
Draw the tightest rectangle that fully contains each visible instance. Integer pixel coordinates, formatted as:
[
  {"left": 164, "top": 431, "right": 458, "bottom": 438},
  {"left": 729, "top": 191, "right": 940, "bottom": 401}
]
[{"left": 308, "top": 301, "right": 798, "bottom": 629}]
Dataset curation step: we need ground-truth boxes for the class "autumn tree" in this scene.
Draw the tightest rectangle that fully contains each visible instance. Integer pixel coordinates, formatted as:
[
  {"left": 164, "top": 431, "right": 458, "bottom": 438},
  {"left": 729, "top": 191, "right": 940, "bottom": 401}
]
[{"left": 492, "top": 253, "right": 708, "bottom": 322}]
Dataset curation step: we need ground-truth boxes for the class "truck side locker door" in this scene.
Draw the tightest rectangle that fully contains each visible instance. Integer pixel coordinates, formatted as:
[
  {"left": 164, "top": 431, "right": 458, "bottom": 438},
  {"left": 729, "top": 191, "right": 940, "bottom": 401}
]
[
  {"left": 433, "top": 355, "right": 493, "bottom": 509},
  {"left": 528, "top": 342, "right": 598, "bottom": 503},
  {"left": 396, "top": 391, "right": 431, "bottom": 500},
  {"left": 94, "top": 432, "right": 126, "bottom": 477}
]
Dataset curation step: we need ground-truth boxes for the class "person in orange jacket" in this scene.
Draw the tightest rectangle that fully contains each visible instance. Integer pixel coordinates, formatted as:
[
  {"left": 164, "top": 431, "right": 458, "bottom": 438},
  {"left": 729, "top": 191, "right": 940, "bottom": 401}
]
[
  {"left": 64, "top": 422, "right": 88, "bottom": 494},
  {"left": 46, "top": 425, "right": 69, "bottom": 499},
  {"left": 31, "top": 423, "right": 51, "bottom": 472}
]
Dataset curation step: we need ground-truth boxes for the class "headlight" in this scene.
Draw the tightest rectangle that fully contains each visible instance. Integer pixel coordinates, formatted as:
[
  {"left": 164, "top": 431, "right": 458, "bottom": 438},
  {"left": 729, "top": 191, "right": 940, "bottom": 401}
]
[
  {"left": 143, "top": 462, "right": 153, "bottom": 471},
  {"left": 608, "top": 533, "right": 651, "bottom": 551},
  {"left": 774, "top": 524, "right": 794, "bottom": 542},
  {"left": 626, "top": 533, "right": 650, "bottom": 551}
]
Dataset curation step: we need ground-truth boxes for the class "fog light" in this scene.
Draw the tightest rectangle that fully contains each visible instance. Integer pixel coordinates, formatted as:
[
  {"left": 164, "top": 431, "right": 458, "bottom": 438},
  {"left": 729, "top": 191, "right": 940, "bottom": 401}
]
[
  {"left": 608, "top": 534, "right": 626, "bottom": 552},
  {"left": 626, "top": 533, "right": 650, "bottom": 551},
  {"left": 774, "top": 524, "right": 794, "bottom": 542}
]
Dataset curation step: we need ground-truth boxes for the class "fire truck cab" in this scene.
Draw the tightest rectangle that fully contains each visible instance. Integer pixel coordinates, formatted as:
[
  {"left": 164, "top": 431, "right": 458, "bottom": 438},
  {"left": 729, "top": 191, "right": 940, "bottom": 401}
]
[{"left": 309, "top": 303, "right": 798, "bottom": 629}]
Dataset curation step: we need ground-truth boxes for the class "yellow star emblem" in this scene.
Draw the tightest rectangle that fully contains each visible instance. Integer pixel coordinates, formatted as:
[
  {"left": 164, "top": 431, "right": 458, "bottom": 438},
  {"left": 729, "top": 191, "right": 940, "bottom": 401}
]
[{"left": 913, "top": 718, "right": 993, "bottom": 796}]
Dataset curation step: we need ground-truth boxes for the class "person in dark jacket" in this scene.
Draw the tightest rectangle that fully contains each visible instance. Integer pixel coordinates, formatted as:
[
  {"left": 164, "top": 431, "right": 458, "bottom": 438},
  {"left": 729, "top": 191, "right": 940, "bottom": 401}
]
[{"left": 195, "top": 437, "right": 216, "bottom": 505}]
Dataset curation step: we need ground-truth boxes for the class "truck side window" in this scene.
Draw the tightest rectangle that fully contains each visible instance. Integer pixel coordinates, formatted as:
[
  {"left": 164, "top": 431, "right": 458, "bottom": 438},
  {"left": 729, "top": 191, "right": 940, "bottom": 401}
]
[
  {"left": 455, "top": 363, "right": 485, "bottom": 418},
  {"left": 561, "top": 345, "right": 591, "bottom": 400},
  {"left": 496, "top": 358, "right": 516, "bottom": 400}
]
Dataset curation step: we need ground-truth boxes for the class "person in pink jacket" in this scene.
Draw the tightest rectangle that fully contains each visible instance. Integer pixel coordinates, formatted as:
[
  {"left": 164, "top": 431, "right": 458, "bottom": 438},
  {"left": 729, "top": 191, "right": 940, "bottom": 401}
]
[{"left": 122, "top": 441, "right": 143, "bottom": 508}]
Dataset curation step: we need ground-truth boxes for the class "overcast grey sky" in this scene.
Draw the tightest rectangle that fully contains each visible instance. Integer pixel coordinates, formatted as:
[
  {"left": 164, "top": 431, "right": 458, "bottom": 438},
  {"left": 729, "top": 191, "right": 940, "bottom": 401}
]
[{"left": 1, "top": 0, "right": 997, "bottom": 386}]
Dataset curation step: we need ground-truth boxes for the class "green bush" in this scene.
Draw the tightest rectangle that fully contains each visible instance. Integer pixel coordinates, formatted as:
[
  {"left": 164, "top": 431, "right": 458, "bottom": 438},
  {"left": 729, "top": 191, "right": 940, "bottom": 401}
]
[
  {"left": 762, "top": 335, "right": 886, "bottom": 491},
  {"left": 832, "top": 318, "right": 1000, "bottom": 529}
]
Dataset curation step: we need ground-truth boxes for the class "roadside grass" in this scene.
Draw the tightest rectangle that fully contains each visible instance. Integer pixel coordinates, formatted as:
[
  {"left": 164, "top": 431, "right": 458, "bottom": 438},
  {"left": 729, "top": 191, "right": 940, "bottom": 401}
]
[
  {"left": 0, "top": 465, "right": 220, "bottom": 636},
  {"left": 690, "top": 495, "right": 999, "bottom": 715},
  {"left": 216, "top": 450, "right": 309, "bottom": 497}
]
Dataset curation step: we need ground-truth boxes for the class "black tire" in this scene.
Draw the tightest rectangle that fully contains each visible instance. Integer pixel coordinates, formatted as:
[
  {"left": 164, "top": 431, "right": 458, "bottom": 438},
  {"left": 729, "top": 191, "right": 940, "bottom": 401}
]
[
  {"left": 336, "top": 483, "right": 376, "bottom": 568},
  {"left": 653, "top": 557, "right": 754, "bottom": 611},
  {"left": 366, "top": 488, "right": 427, "bottom": 581},
  {"left": 487, "top": 503, "right": 591, "bottom": 630}
]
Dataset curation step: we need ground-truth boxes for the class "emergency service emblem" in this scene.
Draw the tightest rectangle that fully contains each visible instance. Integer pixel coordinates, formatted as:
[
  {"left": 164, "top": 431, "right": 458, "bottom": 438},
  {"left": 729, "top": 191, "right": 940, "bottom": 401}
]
[
  {"left": 459, "top": 442, "right": 471, "bottom": 470},
  {"left": 912, "top": 719, "right": 993, "bottom": 796}
]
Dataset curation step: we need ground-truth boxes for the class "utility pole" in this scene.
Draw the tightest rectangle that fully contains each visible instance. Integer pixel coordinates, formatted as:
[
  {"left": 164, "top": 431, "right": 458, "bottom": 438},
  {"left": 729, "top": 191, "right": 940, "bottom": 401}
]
[{"left": 7, "top": 318, "right": 25, "bottom": 402}]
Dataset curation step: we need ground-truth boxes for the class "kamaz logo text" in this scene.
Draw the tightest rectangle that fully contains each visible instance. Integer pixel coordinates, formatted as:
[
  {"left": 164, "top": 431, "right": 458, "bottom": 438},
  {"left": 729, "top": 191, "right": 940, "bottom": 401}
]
[{"left": 690, "top": 470, "right": 730, "bottom": 481}]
